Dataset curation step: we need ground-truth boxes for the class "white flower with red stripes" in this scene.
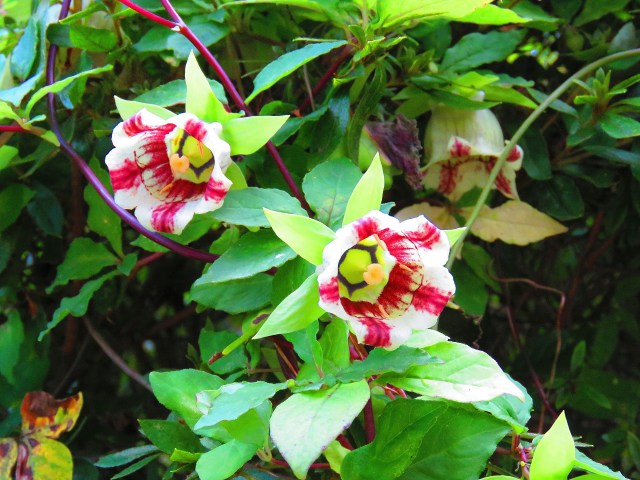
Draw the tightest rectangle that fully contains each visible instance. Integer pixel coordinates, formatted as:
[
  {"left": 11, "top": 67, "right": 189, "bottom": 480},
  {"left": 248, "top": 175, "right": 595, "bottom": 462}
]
[
  {"left": 316, "top": 210, "right": 455, "bottom": 349},
  {"left": 105, "top": 109, "right": 232, "bottom": 234},
  {"left": 422, "top": 103, "right": 523, "bottom": 201}
]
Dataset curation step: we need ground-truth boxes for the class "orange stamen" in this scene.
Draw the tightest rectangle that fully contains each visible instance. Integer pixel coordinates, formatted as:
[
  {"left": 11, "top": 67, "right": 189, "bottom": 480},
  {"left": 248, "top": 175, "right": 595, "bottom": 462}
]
[
  {"left": 363, "top": 263, "right": 385, "bottom": 285},
  {"left": 373, "top": 234, "right": 386, "bottom": 250},
  {"left": 169, "top": 153, "right": 190, "bottom": 173},
  {"left": 159, "top": 183, "right": 174, "bottom": 194}
]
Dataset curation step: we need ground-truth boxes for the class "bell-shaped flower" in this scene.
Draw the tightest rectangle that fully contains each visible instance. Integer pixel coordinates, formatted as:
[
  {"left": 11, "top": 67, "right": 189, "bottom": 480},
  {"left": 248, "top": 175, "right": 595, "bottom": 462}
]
[
  {"left": 316, "top": 210, "right": 455, "bottom": 349},
  {"left": 422, "top": 102, "right": 523, "bottom": 201},
  {"left": 105, "top": 109, "right": 232, "bottom": 234}
]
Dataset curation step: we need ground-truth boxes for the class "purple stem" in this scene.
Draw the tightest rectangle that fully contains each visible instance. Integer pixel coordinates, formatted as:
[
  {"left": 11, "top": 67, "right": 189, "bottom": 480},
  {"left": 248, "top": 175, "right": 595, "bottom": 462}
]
[
  {"left": 364, "top": 398, "right": 375, "bottom": 443},
  {"left": 156, "top": 0, "right": 311, "bottom": 213},
  {"left": 298, "top": 45, "right": 353, "bottom": 113},
  {"left": 0, "top": 124, "right": 29, "bottom": 133},
  {"left": 46, "top": 0, "right": 218, "bottom": 263},
  {"left": 118, "top": 0, "right": 176, "bottom": 28}
]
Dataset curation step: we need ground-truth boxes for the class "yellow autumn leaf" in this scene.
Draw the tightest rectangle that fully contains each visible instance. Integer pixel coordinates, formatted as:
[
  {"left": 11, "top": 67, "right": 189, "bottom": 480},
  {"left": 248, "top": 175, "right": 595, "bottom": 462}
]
[
  {"left": 466, "top": 200, "right": 568, "bottom": 245},
  {"left": 395, "top": 203, "right": 461, "bottom": 230}
]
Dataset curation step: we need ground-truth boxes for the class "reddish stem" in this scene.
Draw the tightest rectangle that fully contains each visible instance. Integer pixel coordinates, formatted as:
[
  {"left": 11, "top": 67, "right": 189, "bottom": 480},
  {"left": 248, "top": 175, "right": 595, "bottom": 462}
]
[
  {"left": 363, "top": 398, "right": 375, "bottom": 443},
  {"left": 336, "top": 434, "right": 354, "bottom": 450},
  {"left": 46, "top": 1, "right": 219, "bottom": 263},
  {"left": 118, "top": 0, "right": 176, "bottom": 28},
  {"left": 0, "top": 124, "right": 29, "bottom": 133},
  {"left": 154, "top": 0, "right": 311, "bottom": 213}
]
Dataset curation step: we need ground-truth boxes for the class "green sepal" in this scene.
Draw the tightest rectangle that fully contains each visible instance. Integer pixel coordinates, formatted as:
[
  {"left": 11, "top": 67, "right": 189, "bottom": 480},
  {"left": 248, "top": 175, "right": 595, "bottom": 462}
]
[
  {"left": 225, "top": 161, "right": 248, "bottom": 190},
  {"left": 342, "top": 153, "right": 384, "bottom": 225},
  {"left": 185, "top": 51, "right": 240, "bottom": 124},
  {"left": 254, "top": 273, "right": 325, "bottom": 339},
  {"left": 263, "top": 209, "right": 335, "bottom": 266},
  {"left": 221, "top": 116, "right": 289, "bottom": 155},
  {"left": 529, "top": 411, "right": 575, "bottom": 480},
  {"left": 114, "top": 96, "right": 174, "bottom": 121},
  {"left": 445, "top": 227, "right": 466, "bottom": 247}
]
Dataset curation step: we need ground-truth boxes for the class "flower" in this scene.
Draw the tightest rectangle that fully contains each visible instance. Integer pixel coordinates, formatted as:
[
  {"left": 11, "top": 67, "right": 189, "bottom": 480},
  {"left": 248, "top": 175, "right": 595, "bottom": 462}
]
[
  {"left": 316, "top": 210, "right": 455, "bottom": 349},
  {"left": 422, "top": 103, "right": 523, "bottom": 201},
  {"left": 105, "top": 109, "right": 232, "bottom": 234}
]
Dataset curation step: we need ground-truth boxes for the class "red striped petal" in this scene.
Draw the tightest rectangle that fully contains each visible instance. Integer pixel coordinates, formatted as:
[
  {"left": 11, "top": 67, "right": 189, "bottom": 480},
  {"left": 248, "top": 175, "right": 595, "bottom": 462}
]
[
  {"left": 150, "top": 202, "right": 186, "bottom": 233},
  {"left": 110, "top": 160, "right": 141, "bottom": 192},
  {"left": 411, "top": 282, "right": 451, "bottom": 316},
  {"left": 449, "top": 138, "right": 471, "bottom": 157},
  {"left": 403, "top": 218, "right": 442, "bottom": 251},
  {"left": 123, "top": 112, "right": 174, "bottom": 137},
  {"left": 183, "top": 118, "right": 210, "bottom": 143},
  {"left": 351, "top": 215, "right": 384, "bottom": 241},
  {"left": 357, "top": 317, "right": 392, "bottom": 348},
  {"left": 319, "top": 277, "right": 340, "bottom": 304},
  {"left": 204, "top": 178, "right": 229, "bottom": 203}
]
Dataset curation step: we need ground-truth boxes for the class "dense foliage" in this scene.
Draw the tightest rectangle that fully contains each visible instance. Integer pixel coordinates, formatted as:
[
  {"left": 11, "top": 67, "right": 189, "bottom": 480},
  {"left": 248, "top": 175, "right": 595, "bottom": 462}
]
[{"left": 1, "top": 0, "right": 639, "bottom": 479}]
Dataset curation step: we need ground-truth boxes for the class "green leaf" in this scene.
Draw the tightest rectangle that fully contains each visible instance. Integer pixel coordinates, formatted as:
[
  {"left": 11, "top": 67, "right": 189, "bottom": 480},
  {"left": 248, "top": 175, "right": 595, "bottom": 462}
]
[
  {"left": 285, "top": 321, "right": 323, "bottom": 374},
  {"left": 343, "top": 154, "right": 384, "bottom": 225},
  {"left": 191, "top": 274, "right": 273, "bottom": 314},
  {"left": 533, "top": 176, "right": 584, "bottom": 221},
  {"left": 114, "top": 96, "right": 175, "bottom": 121},
  {"left": 271, "top": 257, "right": 316, "bottom": 306},
  {"left": 483, "top": 84, "right": 537, "bottom": 109},
  {"left": 440, "top": 30, "right": 525, "bottom": 72},
  {"left": 25, "top": 64, "right": 113, "bottom": 117},
  {"left": 139, "top": 420, "right": 204, "bottom": 455},
  {"left": 210, "top": 188, "right": 306, "bottom": 227},
  {"left": 0, "top": 183, "right": 34, "bottom": 232},
  {"left": 0, "top": 311, "right": 24, "bottom": 385},
  {"left": 220, "top": 402, "right": 271, "bottom": 447},
  {"left": 110, "top": 454, "right": 160, "bottom": 479},
  {"left": 264, "top": 209, "right": 335, "bottom": 265},
  {"left": 203, "top": 229, "right": 297, "bottom": 283},
  {"left": 95, "top": 445, "right": 160, "bottom": 468},
  {"left": 10, "top": 18, "right": 38, "bottom": 80},
  {"left": 302, "top": 157, "right": 362, "bottom": 228},
  {"left": 149, "top": 369, "right": 225, "bottom": 429},
  {"left": 25, "top": 438, "right": 73, "bottom": 480},
  {"left": 68, "top": 24, "right": 117, "bottom": 52},
  {"left": 473, "top": 376, "right": 532, "bottom": 433},
  {"left": 254, "top": 273, "right": 325, "bottom": 338},
  {"left": 134, "top": 79, "right": 227, "bottom": 108},
  {"left": 600, "top": 113, "right": 640, "bottom": 138},
  {"left": 573, "top": 450, "right": 627, "bottom": 479},
  {"left": 529, "top": 411, "right": 575, "bottom": 480},
  {"left": 48, "top": 237, "right": 118, "bottom": 291},
  {"left": 246, "top": 41, "right": 347, "bottom": 103},
  {"left": 384, "top": 341, "right": 525, "bottom": 403},
  {"left": 574, "top": 0, "right": 630, "bottom": 26},
  {"left": 220, "top": 116, "right": 289, "bottom": 155},
  {"left": 376, "top": 0, "right": 492, "bottom": 28},
  {"left": 341, "top": 399, "right": 511, "bottom": 480},
  {"left": 456, "top": 4, "right": 530, "bottom": 25},
  {"left": 0, "top": 103, "right": 21, "bottom": 123},
  {"left": 185, "top": 51, "right": 234, "bottom": 124},
  {"left": 338, "top": 346, "right": 439, "bottom": 383},
  {"left": 40, "top": 271, "right": 118, "bottom": 340},
  {"left": 195, "top": 440, "right": 257, "bottom": 480},
  {"left": 85, "top": 158, "right": 123, "bottom": 255},
  {"left": 199, "top": 329, "right": 248, "bottom": 376},
  {"left": 195, "top": 382, "right": 284, "bottom": 432},
  {"left": 519, "top": 125, "right": 552, "bottom": 180},
  {"left": 26, "top": 184, "right": 63, "bottom": 237},
  {"left": 270, "top": 380, "right": 370, "bottom": 479},
  {"left": 451, "top": 262, "right": 488, "bottom": 316},
  {"left": 346, "top": 68, "right": 386, "bottom": 161},
  {"left": 319, "top": 318, "right": 350, "bottom": 375}
]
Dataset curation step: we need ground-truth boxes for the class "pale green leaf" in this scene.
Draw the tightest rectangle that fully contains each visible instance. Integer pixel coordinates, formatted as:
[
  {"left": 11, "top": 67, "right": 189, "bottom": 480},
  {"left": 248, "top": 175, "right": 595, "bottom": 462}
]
[
  {"left": 264, "top": 209, "right": 335, "bottom": 266},
  {"left": 114, "top": 96, "right": 174, "bottom": 121},
  {"left": 25, "top": 65, "right": 113, "bottom": 117},
  {"left": 456, "top": 4, "right": 530, "bottom": 25},
  {"left": 444, "top": 228, "right": 466, "bottom": 247},
  {"left": 270, "top": 380, "right": 370, "bottom": 479},
  {"left": 220, "top": 115, "right": 289, "bottom": 155},
  {"left": 342, "top": 153, "right": 384, "bottom": 225},
  {"left": 185, "top": 51, "right": 234, "bottom": 123},
  {"left": 529, "top": 411, "right": 575, "bottom": 480},
  {"left": 254, "top": 273, "right": 325, "bottom": 338},
  {"left": 376, "top": 0, "right": 494, "bottom": 28},
  {"left": 574, "top": 450, "right": 627, "bottom": 479},
  {"left": 195, "top": 440, "right": 257, "bottom": 480},
  {"left": 246, "top": 41, "right": 347, "bottom": 103}
]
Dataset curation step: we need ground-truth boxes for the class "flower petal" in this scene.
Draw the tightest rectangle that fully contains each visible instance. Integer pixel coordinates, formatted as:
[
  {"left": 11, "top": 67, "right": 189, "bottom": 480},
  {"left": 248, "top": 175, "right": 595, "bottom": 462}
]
[
  {"left": 399, "top": 215, "right": 450, "bottom": 267},
  {"left": 114, "top": 109, "right": 173, "bottom": 146},
  {"left": 135, "top": 200, "right": 199, "bottom": 234},
  {"left": 349, "top": 316, "right": 412, "bottom": 349}
]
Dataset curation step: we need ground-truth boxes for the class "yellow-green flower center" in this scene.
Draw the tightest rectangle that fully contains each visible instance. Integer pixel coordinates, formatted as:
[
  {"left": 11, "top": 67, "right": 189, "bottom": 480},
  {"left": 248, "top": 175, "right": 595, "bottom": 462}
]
[
  {"left": 167, "top": 128, "right": 215, "bottom": 184},
  {"left": 337, "top": 235, "right": 394, "bottom": 302}
]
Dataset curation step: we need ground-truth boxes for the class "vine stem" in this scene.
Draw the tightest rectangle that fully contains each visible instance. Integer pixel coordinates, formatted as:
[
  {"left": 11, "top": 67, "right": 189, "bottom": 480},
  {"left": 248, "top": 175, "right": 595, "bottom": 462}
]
[
  {"left": 446, "top": 48, "right": 640, "bottom": 268},
  {"left": 46, "top": 0, "right": 219, "bottom": 263},
  {"left": 151, "top": 0, "right": 311, "bottom": 212},
  {"left": 0, "top": 124, "right": 29, "bottom": 133}
]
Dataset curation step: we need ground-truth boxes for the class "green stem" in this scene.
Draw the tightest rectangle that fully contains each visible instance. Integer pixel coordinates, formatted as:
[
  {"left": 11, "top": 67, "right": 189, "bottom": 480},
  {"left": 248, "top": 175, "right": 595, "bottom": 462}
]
[{"left": 446, "top": 48, "right": 640, "bottom": 268}]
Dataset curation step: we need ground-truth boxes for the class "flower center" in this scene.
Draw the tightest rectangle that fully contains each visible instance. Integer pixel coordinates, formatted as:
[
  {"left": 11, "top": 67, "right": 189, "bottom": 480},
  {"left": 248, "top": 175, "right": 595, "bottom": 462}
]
[
  {"left": 166, "top": 128, "right": 215, "bottom": 184},
  {"left": 337, "top": 235, "right": 396, "bottom": 303}
]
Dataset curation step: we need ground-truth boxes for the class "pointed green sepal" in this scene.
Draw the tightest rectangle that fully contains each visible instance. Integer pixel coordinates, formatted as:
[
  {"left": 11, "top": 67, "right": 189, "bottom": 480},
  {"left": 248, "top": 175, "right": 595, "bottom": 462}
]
[
  {"left": 185, "top": 51, "right": 240, "bottom": 124},
  {"left": 254, "top": 273, "right": 324, "bottom": 339},
  {"left": 226, "top": 161, "right": 248, "bottom": 190},
  {"left": 221, "top": 115, "right": 289, "bottom": 155},
  {"left": 264, "top": 209, "right": 335, "bottom": 266},
  {"left": 114, "top": 96, "right": 174, "bottom": 121},
  {"left": 445, "top": 227, "right": 466, "bottom": 247},
  {"left": 342, "top": 153, "right": 384, "bottom": 225},
  {"left": 529, "top": 411, "right": 575, "bottom": 480}
]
